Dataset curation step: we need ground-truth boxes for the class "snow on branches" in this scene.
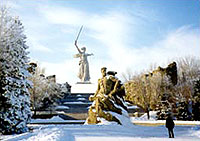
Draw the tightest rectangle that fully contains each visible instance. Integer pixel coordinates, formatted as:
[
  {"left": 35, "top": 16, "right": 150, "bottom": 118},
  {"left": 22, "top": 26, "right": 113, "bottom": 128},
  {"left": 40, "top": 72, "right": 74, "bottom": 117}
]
[{"left": 0, "top": 7, "right": 31, "bottom": 134}]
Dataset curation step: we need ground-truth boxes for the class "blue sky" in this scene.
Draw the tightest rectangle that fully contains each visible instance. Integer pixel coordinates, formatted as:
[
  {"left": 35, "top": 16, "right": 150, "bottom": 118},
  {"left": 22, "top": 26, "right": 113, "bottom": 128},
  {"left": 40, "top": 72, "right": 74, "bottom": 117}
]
[{"left": 3, "top": 0, "right": 200, "bottom": 84}]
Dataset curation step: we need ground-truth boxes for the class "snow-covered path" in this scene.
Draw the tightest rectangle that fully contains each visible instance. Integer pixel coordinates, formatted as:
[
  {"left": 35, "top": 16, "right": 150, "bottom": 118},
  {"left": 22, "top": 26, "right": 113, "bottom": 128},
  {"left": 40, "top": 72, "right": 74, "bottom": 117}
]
[{"left": 2, "top": 124, "right": 200, "bottom": 141}]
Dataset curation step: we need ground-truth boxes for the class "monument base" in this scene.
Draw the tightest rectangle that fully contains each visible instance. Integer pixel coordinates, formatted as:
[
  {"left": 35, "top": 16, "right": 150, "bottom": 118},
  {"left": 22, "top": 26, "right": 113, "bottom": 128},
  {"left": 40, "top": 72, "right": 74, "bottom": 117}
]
[
  {"left": 76, "top": 81, "right": 91, "bottom": 84},
  {"left": 71, "top": 82, "right": 96, "bottom": 94}
]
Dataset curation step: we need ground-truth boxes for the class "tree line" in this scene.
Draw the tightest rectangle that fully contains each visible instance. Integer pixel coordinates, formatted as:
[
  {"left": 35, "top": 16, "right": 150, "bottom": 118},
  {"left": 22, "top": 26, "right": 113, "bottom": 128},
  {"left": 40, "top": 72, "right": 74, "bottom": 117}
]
[
  {"left": 124, "top": 56, "right": 200, "bottom": 120},
  {"left": 28, "top": 63, "right": 71, "bottom": 117}
]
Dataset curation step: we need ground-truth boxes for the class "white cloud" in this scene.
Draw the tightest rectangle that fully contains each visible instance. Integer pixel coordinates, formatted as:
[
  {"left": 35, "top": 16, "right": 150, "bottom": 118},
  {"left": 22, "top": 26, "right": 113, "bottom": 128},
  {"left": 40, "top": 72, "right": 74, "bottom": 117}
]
[
  {"left": 118, "top": 25, "right": 200, "bottom": 74},
  {"left": 36, "top": 5, "right": 136, "bottom": 83},
  {"left": 39, "top": 6, "right": 88, "bottom": 26},
  {"left": 29, "top": 5, "right": 200, "bottom": 84},
  {"left": 27, "top": 38, "right": 53, "bottom": 53},
  {"left": 40, "top": 59, "right": 77, "bottom": 83}
]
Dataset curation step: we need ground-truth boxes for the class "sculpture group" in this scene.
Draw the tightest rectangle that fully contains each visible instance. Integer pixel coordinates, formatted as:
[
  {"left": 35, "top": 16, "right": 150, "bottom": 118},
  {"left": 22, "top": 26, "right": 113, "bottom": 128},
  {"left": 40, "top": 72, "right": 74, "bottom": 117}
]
[
  {"left": 85, "top": 67, "right": 129, "bottom": 125},
  {"left": 73, "top": 27, "right": 130, "bottom": 125}
]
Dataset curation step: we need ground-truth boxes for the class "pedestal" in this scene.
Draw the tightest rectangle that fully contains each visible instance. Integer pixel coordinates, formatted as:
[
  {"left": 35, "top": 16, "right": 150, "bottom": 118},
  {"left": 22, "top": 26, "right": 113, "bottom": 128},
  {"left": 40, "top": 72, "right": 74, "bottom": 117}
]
[
  {"left": 76, "top": 81, "right": 92, "bottom": 84},
  {"left": 71, "top": 82, "right": 97, "bottom": 94}
]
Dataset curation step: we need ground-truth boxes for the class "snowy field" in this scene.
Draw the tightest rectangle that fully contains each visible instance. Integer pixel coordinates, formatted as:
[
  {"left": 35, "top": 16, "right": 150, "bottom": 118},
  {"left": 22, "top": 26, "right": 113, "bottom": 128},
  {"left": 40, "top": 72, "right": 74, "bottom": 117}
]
[
  {"left": 1, "top": 124, "right": 200, "bottom": 141},
  {"left": 1, "top": 112, "right": 200, "bottom": 141}
]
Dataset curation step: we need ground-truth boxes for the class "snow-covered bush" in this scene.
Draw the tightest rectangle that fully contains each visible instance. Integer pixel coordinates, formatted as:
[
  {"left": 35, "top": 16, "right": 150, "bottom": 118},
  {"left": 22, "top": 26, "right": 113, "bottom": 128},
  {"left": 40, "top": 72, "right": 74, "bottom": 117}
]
[{"left": 0, "top": 7, "right": 31, "bottom": 134}]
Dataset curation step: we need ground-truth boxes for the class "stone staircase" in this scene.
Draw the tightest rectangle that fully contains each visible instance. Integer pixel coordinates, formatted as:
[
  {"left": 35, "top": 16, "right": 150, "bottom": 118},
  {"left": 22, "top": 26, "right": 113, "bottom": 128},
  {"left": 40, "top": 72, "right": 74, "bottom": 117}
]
[
  {"left": 59, "top": 93, "right": 93, "bottom": 113},
  {"left": 57, "top": 93, "right": 93, "bottom": 120},
  {"left": 57, "top": 93, "right": 142, "bottom": 120}
]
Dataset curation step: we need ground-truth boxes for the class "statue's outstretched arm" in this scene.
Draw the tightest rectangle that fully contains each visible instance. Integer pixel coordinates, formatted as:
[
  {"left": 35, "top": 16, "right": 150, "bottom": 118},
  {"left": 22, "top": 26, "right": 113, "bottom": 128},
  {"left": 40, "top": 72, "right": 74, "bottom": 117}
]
[
  {"left": 87, "top": 53, "right": 94, "bottom": 56},
  {"left": 74, "top": 40, "right": 81, "bottom": 53}
]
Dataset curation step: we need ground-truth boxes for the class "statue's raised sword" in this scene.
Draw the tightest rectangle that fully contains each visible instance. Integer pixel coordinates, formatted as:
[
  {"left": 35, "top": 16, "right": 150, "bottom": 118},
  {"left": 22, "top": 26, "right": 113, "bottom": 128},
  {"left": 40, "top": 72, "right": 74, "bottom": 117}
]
[{"left": 75, "top": 25, "right": 83, "bottom": 42}]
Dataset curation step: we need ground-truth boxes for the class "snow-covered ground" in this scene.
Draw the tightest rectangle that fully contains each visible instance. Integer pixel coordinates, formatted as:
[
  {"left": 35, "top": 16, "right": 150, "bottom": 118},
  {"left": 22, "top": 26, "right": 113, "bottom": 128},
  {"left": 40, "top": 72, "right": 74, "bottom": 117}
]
[
  {"left": 30, "top": 116, "right": 84, "bottom": 124},
  {"left": 1, "top": 112, "right": 200, "bottom": 141},
  {"left": 131, "top": 111, "right": 200, "bottom": 126},
  {"left": 131, "top": 111, "right": 158, "bottom": 121},
  {"left": 1, "top": 124, "right": 200, "bottom": 141},
  {"left": 31, "top": 116, "right": 65, "bottom": 123}
]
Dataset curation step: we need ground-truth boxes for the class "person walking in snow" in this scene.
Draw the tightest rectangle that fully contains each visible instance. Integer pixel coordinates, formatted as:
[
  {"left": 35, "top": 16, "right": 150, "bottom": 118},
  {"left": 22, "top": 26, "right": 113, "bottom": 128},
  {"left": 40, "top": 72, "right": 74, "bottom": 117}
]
[{"left": 165, "top": 114, "right": 175, "bottom": 138}]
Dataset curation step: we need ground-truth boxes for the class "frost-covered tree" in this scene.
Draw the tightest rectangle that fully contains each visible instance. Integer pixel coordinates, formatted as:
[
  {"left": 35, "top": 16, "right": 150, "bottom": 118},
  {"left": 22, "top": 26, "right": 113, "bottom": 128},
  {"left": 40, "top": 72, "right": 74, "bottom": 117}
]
[
  {"left": 28, "top": 66, "right": 46, "bottom": 115},
  {"left": 175, "top": 56, "right": 200, "bottom": 120},
  {"left": 125, "top": 57, "right": 200, "bottom": 120},
  {"left": 125, "top": 73, "right": 172, "bottom": 119},
  {"left": 0, "top": 7, "right": 31, "bottom": 134},
  {"left": 42, "top": 77, "right": 64, "bottom": 111},
  {"left": 125, "top": 62, "right": 178, "bottom": 120},
  {"left": 177, "top": 56, "right": 200, "bottom": 82},
  {"left": 121, "top": 68, "right": 134, "bottom": 82},
  {"left": 28, "top": 65, "right": 64, "bottom": 116}
]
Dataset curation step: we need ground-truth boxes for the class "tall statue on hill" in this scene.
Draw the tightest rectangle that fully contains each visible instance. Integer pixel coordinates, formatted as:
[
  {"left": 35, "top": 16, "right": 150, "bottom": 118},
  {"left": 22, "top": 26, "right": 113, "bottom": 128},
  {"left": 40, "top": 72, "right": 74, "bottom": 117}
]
[{"left": 73, "top": 26, "right": 93, "bottom": 82}]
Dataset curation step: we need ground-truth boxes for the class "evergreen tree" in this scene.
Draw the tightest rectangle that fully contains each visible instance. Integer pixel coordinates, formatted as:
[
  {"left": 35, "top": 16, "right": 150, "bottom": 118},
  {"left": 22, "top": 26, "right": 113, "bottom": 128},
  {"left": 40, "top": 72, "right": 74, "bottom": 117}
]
[
  {"left": 193, "top": 79, "right": 200, "bottom": 120},
  {"left": 156, "top": 93, "right": 176, "bottom": 120},
  {"left": 176, "top": 100, "right": 191, "bottom": 120},
  {"left": 0, "top": 7, "right": 31, "bottom": 134},
  {"left": 175, "top": 57, "right": 200, "bottom": 120}
]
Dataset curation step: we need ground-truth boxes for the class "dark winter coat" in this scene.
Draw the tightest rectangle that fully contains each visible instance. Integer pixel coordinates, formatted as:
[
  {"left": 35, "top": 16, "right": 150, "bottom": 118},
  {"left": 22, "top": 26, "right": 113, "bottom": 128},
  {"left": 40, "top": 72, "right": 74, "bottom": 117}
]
[{"left": 165, "top": 116, "right": 175, "bottom": 129}]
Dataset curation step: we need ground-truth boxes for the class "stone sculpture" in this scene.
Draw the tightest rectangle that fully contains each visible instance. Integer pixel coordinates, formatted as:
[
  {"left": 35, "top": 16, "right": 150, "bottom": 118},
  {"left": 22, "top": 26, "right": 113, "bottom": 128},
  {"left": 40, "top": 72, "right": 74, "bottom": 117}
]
[
  {"left": 74, "top": 41, "right": 93, "bottom": 82},
  {"left": 85, "top": 67, "right": 130, "bottom": 125},
  {"left": 73, "top": 26, "right": 93, "bottom": 83}
]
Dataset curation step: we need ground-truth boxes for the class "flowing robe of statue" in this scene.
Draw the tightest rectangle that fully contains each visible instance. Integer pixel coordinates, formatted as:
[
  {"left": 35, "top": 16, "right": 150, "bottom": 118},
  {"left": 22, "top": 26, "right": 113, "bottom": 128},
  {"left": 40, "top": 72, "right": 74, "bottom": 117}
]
[
  {"left": 74, "top": 51, "right": 92, "bottom": 82},
  {"left": 74, "top": 41, "right": 93, "bottom": 82}
]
